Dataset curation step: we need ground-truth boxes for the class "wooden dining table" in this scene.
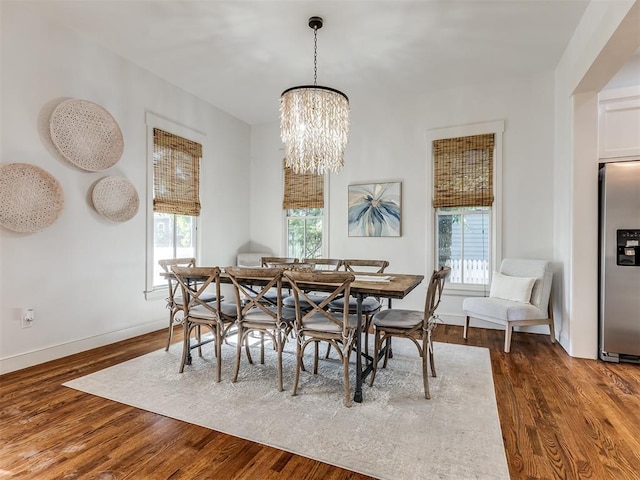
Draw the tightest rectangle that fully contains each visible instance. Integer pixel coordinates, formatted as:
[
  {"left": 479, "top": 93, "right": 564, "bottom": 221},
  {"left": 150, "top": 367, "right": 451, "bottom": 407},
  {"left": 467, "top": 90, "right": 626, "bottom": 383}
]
[{"left": 162, "top": 269, "right": 424, "bottom": 403}]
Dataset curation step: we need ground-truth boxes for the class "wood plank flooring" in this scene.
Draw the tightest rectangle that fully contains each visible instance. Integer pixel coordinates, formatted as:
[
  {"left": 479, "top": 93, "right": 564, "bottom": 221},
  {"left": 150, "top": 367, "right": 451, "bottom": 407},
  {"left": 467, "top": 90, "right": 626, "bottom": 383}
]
[{"left": 1, "top": 325, "right": 639, "bottom": 479}]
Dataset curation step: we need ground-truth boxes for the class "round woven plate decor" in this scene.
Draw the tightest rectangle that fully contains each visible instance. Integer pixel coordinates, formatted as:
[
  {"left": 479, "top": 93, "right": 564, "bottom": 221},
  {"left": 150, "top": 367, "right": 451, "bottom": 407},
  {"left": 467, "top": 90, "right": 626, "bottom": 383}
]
[
  {"left": 0, "top": 163, "right": 64, "bottom": 233},
  {"left": 92, "top": 176, "right": 139, "bottom": 222},
  {"left": 50, "top": 98, "right": 124, "bottom": 171}
]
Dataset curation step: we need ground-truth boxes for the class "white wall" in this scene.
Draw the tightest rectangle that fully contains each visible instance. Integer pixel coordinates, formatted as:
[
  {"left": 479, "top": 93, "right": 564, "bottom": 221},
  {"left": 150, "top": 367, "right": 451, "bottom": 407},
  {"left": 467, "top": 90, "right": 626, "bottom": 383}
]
[
  {"left": 554, "top": 0, "right": 639, "bottom": 358},
  {"left": 0, "top": 3, "right": 251, "bottom": 373},
  {"left": 250, "top": 71, "right": 556, "bottom": 322}
]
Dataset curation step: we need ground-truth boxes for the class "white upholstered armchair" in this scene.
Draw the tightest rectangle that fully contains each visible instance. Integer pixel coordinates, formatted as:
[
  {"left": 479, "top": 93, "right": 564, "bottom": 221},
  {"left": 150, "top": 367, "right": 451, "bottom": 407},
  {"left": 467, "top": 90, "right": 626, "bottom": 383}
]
[{"left": 462, "top": 258, "right": 556, "bottom": 352}]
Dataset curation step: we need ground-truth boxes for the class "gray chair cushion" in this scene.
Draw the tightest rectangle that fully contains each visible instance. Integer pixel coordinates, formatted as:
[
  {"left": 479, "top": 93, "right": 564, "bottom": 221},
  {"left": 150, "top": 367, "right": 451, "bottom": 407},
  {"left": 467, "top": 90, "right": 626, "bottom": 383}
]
[
  {"left": 301, "top": 312, "right": 359, "bottom": 332},
  {"left": 283, "top": 293, "right": 330, "bottom": 310},
  {"left": 462, "top": 296, "right": 546, "bottom": 321},
  {"left": 328, "top": 297, "right": 381, "bottom": 313},
  {"left": 372, "top": 309, "right": 423, "bottom": 329},
  {"left": 190, "top": 302, "right": 238, "bottom": 319},
  {"left": 281, "top": 306, "right": 298, "bottom": 321}
]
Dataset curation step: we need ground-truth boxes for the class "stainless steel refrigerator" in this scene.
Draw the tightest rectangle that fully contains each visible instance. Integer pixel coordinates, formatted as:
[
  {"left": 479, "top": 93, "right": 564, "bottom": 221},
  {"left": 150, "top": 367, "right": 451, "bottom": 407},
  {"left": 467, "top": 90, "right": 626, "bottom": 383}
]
[{"left": 599, "top": 160, "right": 640, "bottom": 363}]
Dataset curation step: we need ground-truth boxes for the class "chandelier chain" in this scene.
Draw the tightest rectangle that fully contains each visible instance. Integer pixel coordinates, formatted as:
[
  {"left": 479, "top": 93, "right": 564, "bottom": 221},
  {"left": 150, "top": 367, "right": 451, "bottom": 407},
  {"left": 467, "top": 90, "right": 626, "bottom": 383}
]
[{"left": 313, "top": 26, "right": 318, "bottom": 86}]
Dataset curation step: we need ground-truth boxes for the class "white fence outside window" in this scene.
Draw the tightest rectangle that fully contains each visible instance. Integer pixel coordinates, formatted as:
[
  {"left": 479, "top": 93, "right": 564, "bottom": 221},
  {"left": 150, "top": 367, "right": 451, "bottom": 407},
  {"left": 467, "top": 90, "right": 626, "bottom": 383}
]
[{"left": 447, "top": 259, "right": 489, "bottom": 284}]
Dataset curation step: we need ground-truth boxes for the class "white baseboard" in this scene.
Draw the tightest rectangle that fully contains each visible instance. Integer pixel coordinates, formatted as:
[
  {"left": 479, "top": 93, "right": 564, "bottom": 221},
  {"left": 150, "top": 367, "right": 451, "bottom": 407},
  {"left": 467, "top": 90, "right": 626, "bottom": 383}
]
[
  {"left": 559, "top": 330, "right": 571, "bottom": 354},
  {"left": 0, "top": 319, "right": 166, "bottom": 375}
]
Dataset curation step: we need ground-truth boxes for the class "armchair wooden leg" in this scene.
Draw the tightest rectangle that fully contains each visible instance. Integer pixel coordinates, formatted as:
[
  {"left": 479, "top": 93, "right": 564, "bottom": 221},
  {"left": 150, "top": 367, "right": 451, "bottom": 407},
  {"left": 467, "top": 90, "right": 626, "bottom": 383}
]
[
  {"left": 549, "top": 320, "right": 556, "bottom": 344},
  {"left": 504, "top": 323, "right": 513, "bottom": 353},
  {"left": 463, "top": 315, "right": 470, "bottom": 339}
]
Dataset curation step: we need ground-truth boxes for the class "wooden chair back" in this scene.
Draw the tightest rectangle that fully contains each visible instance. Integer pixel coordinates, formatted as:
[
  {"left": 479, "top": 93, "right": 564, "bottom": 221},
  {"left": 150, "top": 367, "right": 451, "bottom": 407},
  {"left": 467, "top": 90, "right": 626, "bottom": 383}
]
[
  {"left": 225, "top": 267, "right": 284, "bottom": 321},
  {"left": 341, "top": 259, "right": 389, "bottom": 274},
  {"left": 158, "top": 257, "right": 197, "bottom": 303},
  {"left": 423, "top": 266, "right": 451, "bottom": 329},
  {"left": 261, "top": 256, "right": 299, "bottom": 267},
  {"left": 283, "top": 271, "right": 355, "bottom": 334},
  {"left": 303, "top": 258, "right": 342, "bottom": 271},
  {"left": 158, "top": 257, "right": 197, "bottom": 272},
  {"left": 171, "top": 266, "right": 225, "bottom": 320}
]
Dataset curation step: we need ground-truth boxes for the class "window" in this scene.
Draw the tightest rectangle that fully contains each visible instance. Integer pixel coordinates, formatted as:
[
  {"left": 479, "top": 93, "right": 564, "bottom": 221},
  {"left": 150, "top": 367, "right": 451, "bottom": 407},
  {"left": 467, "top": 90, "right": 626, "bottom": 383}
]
[
  {"left": 153, "top": 213, "right": 197, "bottom": 286},
  {"left": 437, "top": 207, "right": 490, "bottom": 284},
  {"left": 145, "top": 113, "right": 204, "bottom": 296},
  {"left": 286, "top": 208, "right": 324, "bottom": 258},
  {"left": 282, "top": 162, "right": 326, "bottom": 259},
  {"left": 428, "top": 121, "right": 504, "bottom": 290}
]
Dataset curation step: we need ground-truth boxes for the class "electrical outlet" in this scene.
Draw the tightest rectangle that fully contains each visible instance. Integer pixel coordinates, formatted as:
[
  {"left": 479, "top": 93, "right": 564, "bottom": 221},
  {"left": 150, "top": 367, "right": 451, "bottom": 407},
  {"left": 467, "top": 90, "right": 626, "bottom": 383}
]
[{"left": 22, "top": 308, "right": 34, "bottom": 328}]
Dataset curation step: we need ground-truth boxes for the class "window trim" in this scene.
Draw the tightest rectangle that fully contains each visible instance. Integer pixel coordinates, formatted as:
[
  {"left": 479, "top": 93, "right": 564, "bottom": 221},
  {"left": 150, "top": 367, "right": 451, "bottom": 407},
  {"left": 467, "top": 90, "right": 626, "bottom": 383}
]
[
  {"left": 144, "top": 112, "right": 206, "bottom": 300},
  {"left": 426, "top": 120, "right": 504, "bottom": 294}
]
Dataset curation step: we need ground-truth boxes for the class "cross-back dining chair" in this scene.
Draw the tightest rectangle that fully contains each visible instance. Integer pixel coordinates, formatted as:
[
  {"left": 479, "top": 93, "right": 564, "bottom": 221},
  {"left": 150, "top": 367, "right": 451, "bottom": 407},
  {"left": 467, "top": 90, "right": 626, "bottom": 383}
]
[
  {"left": 327, "top": 259, "right": 390, "bottom": 359},
  {"left": 341, "top": 259, "right": 390, "bottom": 274},
  {"left": 226, "top": 266, "right": 295, "bottom": 391},
  {"left": 171, "top": 266, "right": 237, "bottom": 382},
  {"left": 304, "top": 258, "right": 342, "bottom": 271},
  {"left": 282, "top": 258, "right": 342, "bottom": 311},
  {"left": 283, "top": 270, "right": 358, "bottom": 407},
  {"left": 368, "top": 266, "right": 451, "bottom": 399},
  {"left": 258, "top": 257, "right": 301, "bottom": 304},
  {"left": 261, "top": 256, "right": 299, "bottom": 267},
  {"left": 158, "top": 257, "right": 218, "bottom": 351}
]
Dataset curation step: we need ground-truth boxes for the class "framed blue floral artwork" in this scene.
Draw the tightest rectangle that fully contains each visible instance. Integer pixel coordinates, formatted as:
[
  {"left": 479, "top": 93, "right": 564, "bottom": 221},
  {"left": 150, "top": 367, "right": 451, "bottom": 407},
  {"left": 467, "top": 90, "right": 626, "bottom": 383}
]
[{"left": 348, "top": 182, "right": 401, "bottom": 237}]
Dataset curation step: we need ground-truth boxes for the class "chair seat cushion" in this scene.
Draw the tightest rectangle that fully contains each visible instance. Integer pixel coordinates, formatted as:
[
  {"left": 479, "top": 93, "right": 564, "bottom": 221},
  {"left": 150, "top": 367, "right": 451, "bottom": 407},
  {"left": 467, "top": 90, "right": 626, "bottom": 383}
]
[
  {"left": 328, "top": 297, "right": 381, "bottom": 313},
  {"left": 283, "top": 294, "right": 330, "bottom": 309},
  {"left": 190, "top": 302, "right": 238, "bottom": 319},
  {"left": 372, "top": 309, "right": 423, "bottom": 329},
  {"left": 302, "top": 312, "right": 359, "bottom": 332},
  {"left": 462, "top": 297, "right": 545, "bottom": 322},
  {"left": 246, "top": 288, "right": 279, "bottom": 303},
  {"left": 242, "top": 306, "right": 294, "bottom": 325},
  {"left": 242, "top": 308, "right": 278, "bottom": 324},
  {"left": 281, "top": 306, "right": 297, "bottom": 321}
]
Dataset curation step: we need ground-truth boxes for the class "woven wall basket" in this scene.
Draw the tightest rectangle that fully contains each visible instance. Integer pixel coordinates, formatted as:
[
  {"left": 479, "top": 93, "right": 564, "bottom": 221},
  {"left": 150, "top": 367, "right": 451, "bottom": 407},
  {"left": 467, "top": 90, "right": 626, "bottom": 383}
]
[
  {"left": 92, "top": 176, "right": 139, "bottom": 222},
  {"left": 0, "top": 163, "right": 65, "bottom": 233},
  {"left": 50, "top": 98, "right": 124, "bottom": 171}
]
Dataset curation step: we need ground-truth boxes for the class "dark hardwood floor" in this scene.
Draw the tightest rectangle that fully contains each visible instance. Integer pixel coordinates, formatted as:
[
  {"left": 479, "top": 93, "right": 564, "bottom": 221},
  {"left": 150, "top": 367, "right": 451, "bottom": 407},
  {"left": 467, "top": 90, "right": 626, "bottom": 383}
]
[{"left": 1, "top": 325, "right": 639, "bottom": 479}]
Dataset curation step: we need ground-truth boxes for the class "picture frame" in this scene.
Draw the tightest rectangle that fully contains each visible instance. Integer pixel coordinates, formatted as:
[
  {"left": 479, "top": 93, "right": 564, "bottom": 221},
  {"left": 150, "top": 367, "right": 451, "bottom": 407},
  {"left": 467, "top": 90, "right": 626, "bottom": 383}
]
[{"left": 348, "top": 181, "right": 401, "bottom": 237}]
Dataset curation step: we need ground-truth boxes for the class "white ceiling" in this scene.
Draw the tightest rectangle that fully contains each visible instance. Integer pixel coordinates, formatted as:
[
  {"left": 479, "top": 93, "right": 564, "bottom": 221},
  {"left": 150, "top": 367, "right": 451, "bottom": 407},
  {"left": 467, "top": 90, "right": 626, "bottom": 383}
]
[{"left": 27, "top": 0, "right": 592, "bottom": 125}]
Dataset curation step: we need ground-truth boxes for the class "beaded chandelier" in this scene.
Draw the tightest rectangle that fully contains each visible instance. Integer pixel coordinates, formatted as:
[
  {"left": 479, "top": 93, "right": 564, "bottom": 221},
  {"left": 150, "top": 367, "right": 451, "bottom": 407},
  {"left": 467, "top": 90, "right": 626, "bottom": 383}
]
[{"left": 280, "top": 17, "right": 349, "bottom": 175}]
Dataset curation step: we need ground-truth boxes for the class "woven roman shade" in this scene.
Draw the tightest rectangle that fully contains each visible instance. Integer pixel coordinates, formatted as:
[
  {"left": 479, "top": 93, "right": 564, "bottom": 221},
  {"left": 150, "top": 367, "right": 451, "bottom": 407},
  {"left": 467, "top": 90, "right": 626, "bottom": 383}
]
[
  {"left": 433, "top": 134, "right": 494, "bottom": 208},
  {"left": 153, "top": 128, "right": 201, "bottom": 216},
  {"left": 282, "top": 160, "right": 324, "bottom": 209}
]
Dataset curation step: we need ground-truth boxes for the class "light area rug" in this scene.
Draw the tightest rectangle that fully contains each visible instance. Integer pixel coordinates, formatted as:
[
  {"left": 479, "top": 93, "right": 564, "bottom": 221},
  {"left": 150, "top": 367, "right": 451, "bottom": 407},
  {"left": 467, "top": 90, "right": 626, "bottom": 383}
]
[{"left": 64, "top": 338, "right": 509, "bottom": 480}]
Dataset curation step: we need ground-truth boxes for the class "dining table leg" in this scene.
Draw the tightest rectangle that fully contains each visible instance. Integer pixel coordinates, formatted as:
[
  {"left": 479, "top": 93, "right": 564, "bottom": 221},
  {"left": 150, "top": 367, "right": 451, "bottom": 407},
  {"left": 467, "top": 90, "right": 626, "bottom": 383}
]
[{"left": 354, "top": 293, "right": 364, "bottom": 403}]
